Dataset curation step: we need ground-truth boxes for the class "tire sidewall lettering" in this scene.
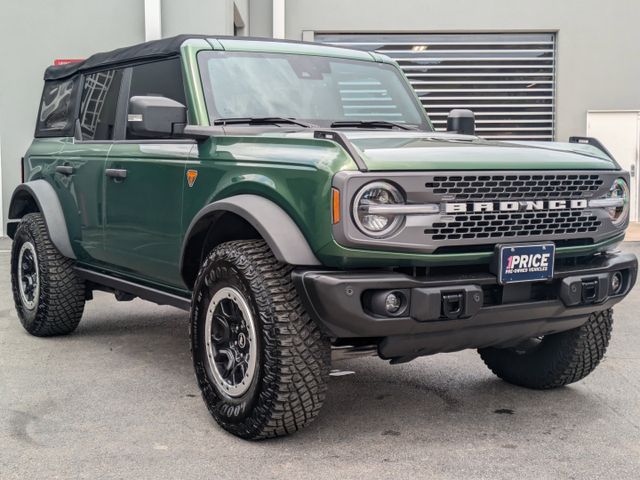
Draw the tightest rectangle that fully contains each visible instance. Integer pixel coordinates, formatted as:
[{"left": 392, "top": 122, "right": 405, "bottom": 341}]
[{"left": 192, "top": 253, "right": 262, "bottom": 423}]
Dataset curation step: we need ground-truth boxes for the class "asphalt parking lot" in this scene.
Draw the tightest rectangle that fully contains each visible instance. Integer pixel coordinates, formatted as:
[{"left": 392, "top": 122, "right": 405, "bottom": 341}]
[{"left": 1, "top": 238, "right": 639, "bottom": 480}]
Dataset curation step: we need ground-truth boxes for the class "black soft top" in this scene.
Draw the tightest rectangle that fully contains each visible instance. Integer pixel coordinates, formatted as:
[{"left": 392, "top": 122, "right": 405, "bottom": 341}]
[
  {"left": 43, "top": 34, "right": 336, "bottom": 81},
  {"left": 44, "top": 34, "right": 209, "bottom": 81}
]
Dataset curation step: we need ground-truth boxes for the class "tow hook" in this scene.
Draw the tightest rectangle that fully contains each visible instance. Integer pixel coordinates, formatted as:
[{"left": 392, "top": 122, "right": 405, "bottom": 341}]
[
  {"left": 442, "top": 292, "right": 464, "bottom": 319},
  {"left": 560, "top": 273, "right": 616, "bottom": 306},
  {"left": 581, "top": 279, "right": 599, "bottom": 303},
  {"left": 410, "top": 285, "right": 483, "bottom": 322}
]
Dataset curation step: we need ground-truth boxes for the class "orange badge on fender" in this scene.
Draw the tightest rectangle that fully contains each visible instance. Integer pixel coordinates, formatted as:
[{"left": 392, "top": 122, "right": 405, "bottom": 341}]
[{"left": 186, "top": 169, "right": 198, "bottom": 187}]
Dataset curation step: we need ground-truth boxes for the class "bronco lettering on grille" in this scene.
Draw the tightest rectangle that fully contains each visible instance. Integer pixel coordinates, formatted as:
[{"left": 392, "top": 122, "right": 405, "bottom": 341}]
[{"left": 444, "top": 199, "right": 588, "bottom": 214}]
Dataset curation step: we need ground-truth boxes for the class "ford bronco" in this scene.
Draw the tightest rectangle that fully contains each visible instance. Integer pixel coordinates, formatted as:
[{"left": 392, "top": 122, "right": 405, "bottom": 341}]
[{"left": 7, "top": 35, "right": 637, "bottom": 439}]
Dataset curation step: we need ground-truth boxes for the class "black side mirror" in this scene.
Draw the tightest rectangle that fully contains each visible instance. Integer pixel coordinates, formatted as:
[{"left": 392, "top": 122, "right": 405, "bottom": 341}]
[
  {"left": 128, "top": 95, "right": 187, "bottom": 137},
  {"left": 446, "top": 109, "right": 475, "bottom": 136}
]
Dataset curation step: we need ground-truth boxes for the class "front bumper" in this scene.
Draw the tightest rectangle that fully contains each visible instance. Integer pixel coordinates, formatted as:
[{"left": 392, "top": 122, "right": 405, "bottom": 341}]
[{"left": 293, "top": 251, "right": 637, "bottom": 360}]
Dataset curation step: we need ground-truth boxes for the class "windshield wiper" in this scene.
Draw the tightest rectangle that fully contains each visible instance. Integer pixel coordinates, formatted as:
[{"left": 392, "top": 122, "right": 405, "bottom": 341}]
[
  {"left": 330, "top": 120, "right": 415, "bottom": 130},
  {"left": 214, "top": 117, "right": 316, "bottom": 128}
]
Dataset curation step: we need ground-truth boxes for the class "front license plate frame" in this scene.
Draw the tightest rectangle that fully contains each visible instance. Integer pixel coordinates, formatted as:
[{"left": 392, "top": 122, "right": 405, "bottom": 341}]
[{"left": 497, "top": 243, "right": 555, "bottom": 285}]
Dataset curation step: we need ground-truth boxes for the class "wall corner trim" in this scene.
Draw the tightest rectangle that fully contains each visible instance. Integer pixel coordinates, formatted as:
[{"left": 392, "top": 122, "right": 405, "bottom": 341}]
[
  {"left": 144, "top": 0, "right": 162, "bottom": 41},
  {"left": 272, "top": 0, "right": 285, "bottom": 39}
]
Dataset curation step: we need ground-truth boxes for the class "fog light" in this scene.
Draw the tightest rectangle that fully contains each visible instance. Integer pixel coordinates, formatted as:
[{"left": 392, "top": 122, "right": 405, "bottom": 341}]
[
  {"left": 366, "top": 289, "right": 409, "bottom": 317},
  {"left": 610, "top": 271, "right": 623, "bottom": 294},
  {"left": 385, "top": 292, "right": 402, "bottom": 314}
]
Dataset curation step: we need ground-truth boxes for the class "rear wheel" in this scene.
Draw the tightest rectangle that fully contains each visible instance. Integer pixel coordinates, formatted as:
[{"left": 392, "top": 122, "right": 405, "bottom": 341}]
[
  {"left": 11, "top": 213, "right": 85, "bottom": 336},
  {"left": 478, "top": 309, "right": 613, "bottom": 389},
  {"left": 190, "top": 239, "right": 331, "bottom": 439}
]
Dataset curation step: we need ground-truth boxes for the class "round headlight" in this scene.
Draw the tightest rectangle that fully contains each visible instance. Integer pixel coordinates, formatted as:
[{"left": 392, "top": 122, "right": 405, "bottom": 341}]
[
  {"left": 606, "top": 178, "right": 630, "bottom": 226},
  {"left": 353, "top": 182, "right": 404, "bottom": 237}
]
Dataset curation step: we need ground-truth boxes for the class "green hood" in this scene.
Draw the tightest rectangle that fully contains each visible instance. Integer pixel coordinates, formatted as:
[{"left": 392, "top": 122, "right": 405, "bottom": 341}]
[{"left": 340, "top": 132, "right": 619, "bottom": 171}]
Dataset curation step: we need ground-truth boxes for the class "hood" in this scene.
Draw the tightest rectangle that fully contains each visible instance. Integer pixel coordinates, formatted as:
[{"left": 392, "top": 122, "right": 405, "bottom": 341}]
[{"left": 336, "top": 131, "right": 619, "bottom": 171}]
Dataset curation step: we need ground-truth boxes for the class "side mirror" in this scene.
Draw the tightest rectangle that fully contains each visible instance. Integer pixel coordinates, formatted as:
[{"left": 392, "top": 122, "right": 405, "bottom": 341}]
[
  {"left": 446, "top": 109, "right": 475, "bottom": 136},
  {"left": 127, "top": 95, "right": 187, "bottom": 137}
]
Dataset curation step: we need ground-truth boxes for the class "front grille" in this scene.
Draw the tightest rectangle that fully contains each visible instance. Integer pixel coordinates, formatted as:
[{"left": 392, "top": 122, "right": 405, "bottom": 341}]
[
  {"left": 426, "top": 210, "right": 601, "bottom": 241},
  {"left": 426, "top": 174, "right": 604, "bottom": 201},
  {"left": 333, "top": 170, "right": 619, "bottom": 254}
]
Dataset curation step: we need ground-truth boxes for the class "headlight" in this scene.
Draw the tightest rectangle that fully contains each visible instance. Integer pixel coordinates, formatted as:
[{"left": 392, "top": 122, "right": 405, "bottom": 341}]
[
  {"left": 353, "top": 181, "right": 405, "bottom": 237},
  {"left": 606, "top": 178, "right": 630, "bottom": 226}
]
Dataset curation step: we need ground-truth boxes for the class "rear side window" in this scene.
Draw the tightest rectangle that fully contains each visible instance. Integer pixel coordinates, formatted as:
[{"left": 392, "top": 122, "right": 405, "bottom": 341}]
[
  {"left": 35, "top": 77, "right": 79, "bottom": 137},
  {"left": 127, "top": 58, "right": 186, "bottom": 139},
  {"left": 79, "top": 70, "right": 123, "bottom": 140}
]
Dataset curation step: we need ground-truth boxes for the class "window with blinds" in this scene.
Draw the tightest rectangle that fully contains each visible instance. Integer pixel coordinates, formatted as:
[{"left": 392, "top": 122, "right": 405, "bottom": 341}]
[{"left": 316, "top": 33, "right": 556, "bottom": 141}]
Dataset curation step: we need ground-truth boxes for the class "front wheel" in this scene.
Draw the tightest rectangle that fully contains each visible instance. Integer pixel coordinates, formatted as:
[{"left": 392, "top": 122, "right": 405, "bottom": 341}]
[
  {"left": 478, "top": 309, "right": 613, "bottom": 389},
  {"left": 190, "top": 240, "right": 331, "bottom": 439}
]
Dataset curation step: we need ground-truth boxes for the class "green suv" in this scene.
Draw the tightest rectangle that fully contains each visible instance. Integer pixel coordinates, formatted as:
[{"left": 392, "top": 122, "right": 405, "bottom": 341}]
[{"left": 7, "top": 35, "right": 637, "bottom": 439}]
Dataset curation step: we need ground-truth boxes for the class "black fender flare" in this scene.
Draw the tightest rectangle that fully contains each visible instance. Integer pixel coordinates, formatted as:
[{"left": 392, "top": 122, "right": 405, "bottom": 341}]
[
  {"left": 7, "top": 180, "right": 76, "bottom": 259},
  {"left": 181, "top": 194, "right": 321, "bottom": 276}
]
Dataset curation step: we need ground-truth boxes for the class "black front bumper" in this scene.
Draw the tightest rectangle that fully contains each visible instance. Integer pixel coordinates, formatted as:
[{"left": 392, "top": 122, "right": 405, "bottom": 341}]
[{"left": 293, "top": 252, "right": 637, "bottom": 360}]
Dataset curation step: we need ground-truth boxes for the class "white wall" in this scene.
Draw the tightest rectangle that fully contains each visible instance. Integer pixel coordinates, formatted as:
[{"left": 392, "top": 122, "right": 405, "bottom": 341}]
[
  {"left": 248, "top": 0, "right": 272, "bottom": 37},
  {"left": 162, "top": 0, "right": 245, "bottom": 37}
]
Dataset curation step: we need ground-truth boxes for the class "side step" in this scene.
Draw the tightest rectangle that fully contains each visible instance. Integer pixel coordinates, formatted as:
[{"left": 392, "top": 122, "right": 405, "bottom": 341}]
[{"left": 75, "top": 267, "right": 191, "bottom": 311}]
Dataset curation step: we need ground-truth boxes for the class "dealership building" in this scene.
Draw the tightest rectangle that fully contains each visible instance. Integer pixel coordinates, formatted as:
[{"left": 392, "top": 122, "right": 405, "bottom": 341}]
[{"left": 1, "top": 0, "right": 639, "bottom": 236}]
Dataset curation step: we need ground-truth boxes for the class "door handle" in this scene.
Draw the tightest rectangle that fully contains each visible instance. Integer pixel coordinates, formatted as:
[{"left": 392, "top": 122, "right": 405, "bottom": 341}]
[
  {"left": 55, "top": 165, "right": 74, "bottom": 175},
  {"left": 105, "top": 168, "right": 128, "bottom": 180}
]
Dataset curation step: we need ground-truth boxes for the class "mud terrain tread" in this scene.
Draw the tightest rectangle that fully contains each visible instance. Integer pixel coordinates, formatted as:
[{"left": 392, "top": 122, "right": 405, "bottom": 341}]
[
  {"left": 192, "top": 240, "right": 330, "bottom": 439},
  {"left": 478, "top": 309, "right": 613, "bottom": 389},
  {"left": 11, "top": 213, "right": 85, "bottom": 336}
]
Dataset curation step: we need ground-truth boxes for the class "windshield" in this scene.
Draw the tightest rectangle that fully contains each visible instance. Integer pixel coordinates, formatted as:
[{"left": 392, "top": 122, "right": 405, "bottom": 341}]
[{"left": 198, "top": 50, "right": 431, "bottom": 130}]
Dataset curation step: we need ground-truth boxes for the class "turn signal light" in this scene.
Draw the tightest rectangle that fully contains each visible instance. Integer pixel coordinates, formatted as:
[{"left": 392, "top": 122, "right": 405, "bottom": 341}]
[{"left": 332, "top": 188, "right": 341, "bottom": 224}]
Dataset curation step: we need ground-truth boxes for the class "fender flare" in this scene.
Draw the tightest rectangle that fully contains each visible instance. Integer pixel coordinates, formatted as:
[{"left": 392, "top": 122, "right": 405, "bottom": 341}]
[
  {"left": 181, "top": 194, "right": 321, "bottom": 273},
  {"left": 7, "top": 180, "right": 76, "bottom": 259}
]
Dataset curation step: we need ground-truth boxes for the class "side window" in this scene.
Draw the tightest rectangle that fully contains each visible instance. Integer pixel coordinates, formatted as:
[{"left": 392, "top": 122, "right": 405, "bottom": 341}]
[
  {"left": 79, "top": 70, "right": 123, "bottom": 140},
  {"left": 127, "top": 58, "right": 186, "bottom": 139},
  {"left": 35, "top": 77, "right": 79, "bottom": 137}
]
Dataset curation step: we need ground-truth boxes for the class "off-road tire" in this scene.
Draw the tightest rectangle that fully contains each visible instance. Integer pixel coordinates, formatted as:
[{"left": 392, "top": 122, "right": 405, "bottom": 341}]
[
  {"left": 190, "top": 239, "right": 331, "bottom": 440},
  {"left": 478, "top": 309, "right": 613, "bottom": 389},
  {"left": 11, "top": 213, "right": 85, "bottom": 336}
]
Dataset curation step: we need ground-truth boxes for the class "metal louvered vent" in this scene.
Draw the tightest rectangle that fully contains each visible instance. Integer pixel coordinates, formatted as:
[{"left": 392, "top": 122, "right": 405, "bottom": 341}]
[{"left": 316, "top": 33, "right": 556, "bottom": 141}]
